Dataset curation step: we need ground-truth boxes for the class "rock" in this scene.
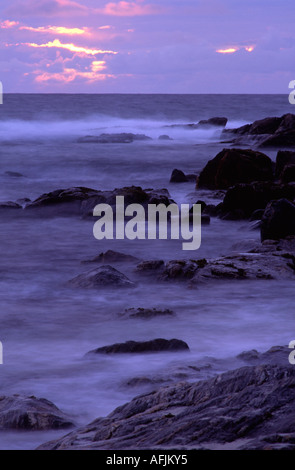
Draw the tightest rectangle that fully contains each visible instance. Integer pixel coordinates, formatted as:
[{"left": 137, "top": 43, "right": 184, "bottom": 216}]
[
  {"left": 87, "top": 338, "right": 189, "bottom": 355},
  {"left": 158, "top": 135, "right": 173, "bottom": 141},
  {"left": 68, "top": 265, "right": 135, "bottom": 289},
  {"left": 136, "top": 260, "right": 165, "bottom": 272},
  {"left": 160, "top": 259, "right": 206, "bottom": 281},
  {"left": 82, "top": 250, "right": 140, "bottom": 264},
  {"left": 261, "top": 199, "right": 295, "bottom": 241},
  {"left": 0, "top": 201, "right": 22, "bottom": 210},
  {"left": 170, "top": 169, "right": 188, "bottom": 183},
  {"left": 280, "top": 164, "right": 295, "bottom": 183},
  {"left": 275, "top": 150, "right": 295, "bottom": 178},
  {"left": 37, "top": 363, "right": 295, "bottom": 450},
  {"left": 237, "top": 345, "right": 290, "bottom": 366},
  {"left": 197, "top": 148, "right": 273, "bottom": 190},
  {"left": 221, "top": 181, "right": 295, "bottom": 219},
  {"left": 197, "top": 117, "right": 228, "bottom": 127},
  {"left": 119, "top": 308, "right": 175, "bottom": 319},
  {"left": 0, "top": 395, "right": 73, "bottom": 430},
  {"left": 4, "top": 171, "right": 24, "bottom": 178},
  {"left": 223, "top": 114, "right": 295, "bottom": 148},
  {"left": 77, "top": 133, "right": 152, "bottom": 144},
  {"left": 24, "top": 186, "right": 175, "bottom": 218}
]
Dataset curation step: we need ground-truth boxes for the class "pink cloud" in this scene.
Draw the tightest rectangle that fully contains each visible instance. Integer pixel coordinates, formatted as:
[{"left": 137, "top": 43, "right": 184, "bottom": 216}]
[
  {"left": 0, "top": 20, "right": 19, "bottom": 28},
  {"left": 20, "top": 25, "right": 90, "bottom": 36},
  {"left": 102, "top": 1, "right": 162, "bottom": 16},
  {"left": 22, "top": 39, "right": 118, "bottom": 57}
]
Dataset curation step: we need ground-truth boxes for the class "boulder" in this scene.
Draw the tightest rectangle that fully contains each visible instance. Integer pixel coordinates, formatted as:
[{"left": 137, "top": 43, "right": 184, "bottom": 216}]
[
  {"left": 197, "top": 148, "right": 273, "bottom": 190},
  {"left": 0, "top": 395, "right": 73, "bottom": 430},
  {"left": 275, "top": 150, "right": 295, "bottom": 178},
  {"left": 169, "top": 169, "right": 188, "bottom": 183},
  {"left": 158, "top": 135, "right": 173, "bottom": 141},
  {"left": 221, "top": 181, "right": 295, "bottom": 219},
  {"left": 136, "top": 260, "right": 165, "bottom": 272},
  {"left": 68, "top": 265, "right": 135, "bottom": 289},
  {"left": 261, "top": 198, "right": 295, "bottom": 241},
  {"left": 280, "top": 164, "right": 295, "bottom": 183},
  {"left": 38, "top": 364, "right": 295, "bottom": 450},
  {"left": 87, "top": 338, "right": 189, "bottom": 355}
]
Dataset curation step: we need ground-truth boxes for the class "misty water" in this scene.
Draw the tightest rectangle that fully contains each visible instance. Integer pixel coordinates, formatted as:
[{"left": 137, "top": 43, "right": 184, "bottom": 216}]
[{"left": 0, "top": 94, "right": 294, "bottom": 449}]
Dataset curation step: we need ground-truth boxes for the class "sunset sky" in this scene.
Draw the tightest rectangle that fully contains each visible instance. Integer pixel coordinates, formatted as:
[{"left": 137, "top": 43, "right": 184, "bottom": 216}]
[{"left": 0, "top": 0, "right": 294, "bottom": 93}]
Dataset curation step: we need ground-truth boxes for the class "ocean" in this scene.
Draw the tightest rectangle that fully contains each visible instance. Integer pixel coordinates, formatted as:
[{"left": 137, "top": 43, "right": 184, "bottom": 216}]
[{"left": 0, "top": 94, "right": 294, "bottom": 449}]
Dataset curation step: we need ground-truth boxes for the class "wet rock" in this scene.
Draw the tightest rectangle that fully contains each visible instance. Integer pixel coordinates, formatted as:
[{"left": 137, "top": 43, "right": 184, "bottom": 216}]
[
  {"left": 38, "top": 364, "right": 295, "bottom": 450},
  {"left": 221, "top": 181, "right": 295, "bottom": 219},
  {"left": 197, "top": 117, "right": 228, "bottom": 127},
  {"left": 275, "top": 150, "right": 295, "bottom": 178},
  {"left": 280, "top": 164, "right": 295, "bottom": 183},
  {"left": 160, "top": 259, "right": 206, "bottom": 281},
  {"left": 223, "top": 114, "right": 295, "bottom": 148},
  {"left": 0, "top": 395, "right": 73, "bottom": 430},
  {"left": 0, "top": 201, "right": 22, "bottom": 210},
  {"left": 158, "top": 135, "right": 173, "bottom": 141},
  {"left": 136, "top": 260, "right": 165, "bottom": 272},
  {"left": 237, "top": 345, "right": 290, "bottom": 366},
  {"left": 82, "top": 250, "right": 140, "bottom": 264},
  {"left": 68, "top": 265, "right": 135, "bottom": 289},
  {"left": 197, "top": 148, "right": 273, "bottom": 190},
  {"left": 87, "top": 338, "right": 189, "bottom": 355},
  {"left": 24, "top": 186, "right": 175, "bottom": 218},
  {"left": 3, "top": 171, "right": 24, "bottom": 178},
  {"left": 170, "top": 169, "right": 188, "bottom": 183},
  {"left": 261, "top": 198, "right": 295, "bottom": 241},
  {"left": 119, "top": 308, "right": 175, "bottom": 319},
  {"left": 77, "top": 133, "right": 152, "bottom": 144}
]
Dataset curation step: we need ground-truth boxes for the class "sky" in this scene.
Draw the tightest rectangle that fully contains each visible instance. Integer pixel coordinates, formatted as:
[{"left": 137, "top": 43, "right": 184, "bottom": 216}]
[{"left": 0, "top": 0, "right": 295, "bottom": 93}]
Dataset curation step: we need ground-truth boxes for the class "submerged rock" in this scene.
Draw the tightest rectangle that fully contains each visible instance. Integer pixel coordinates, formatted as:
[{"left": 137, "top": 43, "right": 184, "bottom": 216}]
[
  {"left": 119, "top": 308, "right": 175, "bottom": 319},
  {"left": 87, "top": 338, "right": 189, "bottom": 355},
  {"left": 38, "top": 363, "right": 295, "bottom": 450},
  {"left": 68, "top": 265, "right": 135, "bottom": 289},
  {"left": 0, "top": 395, "right": 73, "bottom": 430},
  {"left": 197, "top": 148, "right": 273, "bottom": 190},
  {"left": 197, "top": 117, "right": 228, "bottom": 127},
  {"left": 77, "top": 133, "right": 152, "bottom": 144},
  {"left": 82, "top": 250, "right": 140, "bottom": 264}
]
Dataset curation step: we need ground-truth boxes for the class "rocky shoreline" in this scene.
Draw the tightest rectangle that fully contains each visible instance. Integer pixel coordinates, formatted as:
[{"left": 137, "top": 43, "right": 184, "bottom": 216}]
[{"left": 1, "top": 113, "right": 295, "bottom": 450}]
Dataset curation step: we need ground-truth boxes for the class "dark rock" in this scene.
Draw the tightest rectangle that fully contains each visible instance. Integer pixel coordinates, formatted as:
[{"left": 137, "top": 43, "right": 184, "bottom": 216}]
[
  {"left": 4, "top": 171, "right": 24, "bottom": 178},
  {"left": 185, "top": 174, "right": 197, "bottom": 183},
  {"left": 119, "top": 308, "right": 175, "bottom": 319},
  {"left": 170, "top": 169, "right": 188, "bottom": 183},
  {"left": 197, "top": 148, "right": 273, "bottom": 190},
  {"left": 223, "top": 114, "right": 295, "bottom": 148},
  {"left": 160, "top": 260, "right": 205, "bottom": 280},
  {"left": 68, "top": 265, "right": 135, "bottom": 289},
  {"left": 221, "top": 181, "right": 295, "bottom": 219},
  {"left": 0, "top": 395, "right": 73, "bottom": 430},
  {"left": 136, "top": 260, "right": 165, "bottom": 272},
  {"left": 197, "top": 117, "right": 228, "bottom": 127},
  {"left": 87, "top": 338, "right": 189, "bottom": 355},
  {"left": 77, "top": 133, "right": 152, "bottom": 144},
  {"left": 24, "top": 186, "right": 175, "bottom": 218},
  {"left": 82, "top": 250, "right": 140, "bottom": 264},
  {"left": 0, "top": 201, "right": 22, "bottom": 210},
  {"left": 158, "top": 135, "right": 173, "bottom": 141},
  {"left": 37, "top": 364, "right": 295, "bottom": 450},
  {"left": 261, "top": 198, "right": 295, "bottom": 241},
  {"left": 280, "top": 164, "right": 295, "bottom": 183},
  {"left": 275, "top": 150, "right": 295, "bottom": 178},
  {"left": 249, "top": 209, "right": 265, "bottom": 221}
]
